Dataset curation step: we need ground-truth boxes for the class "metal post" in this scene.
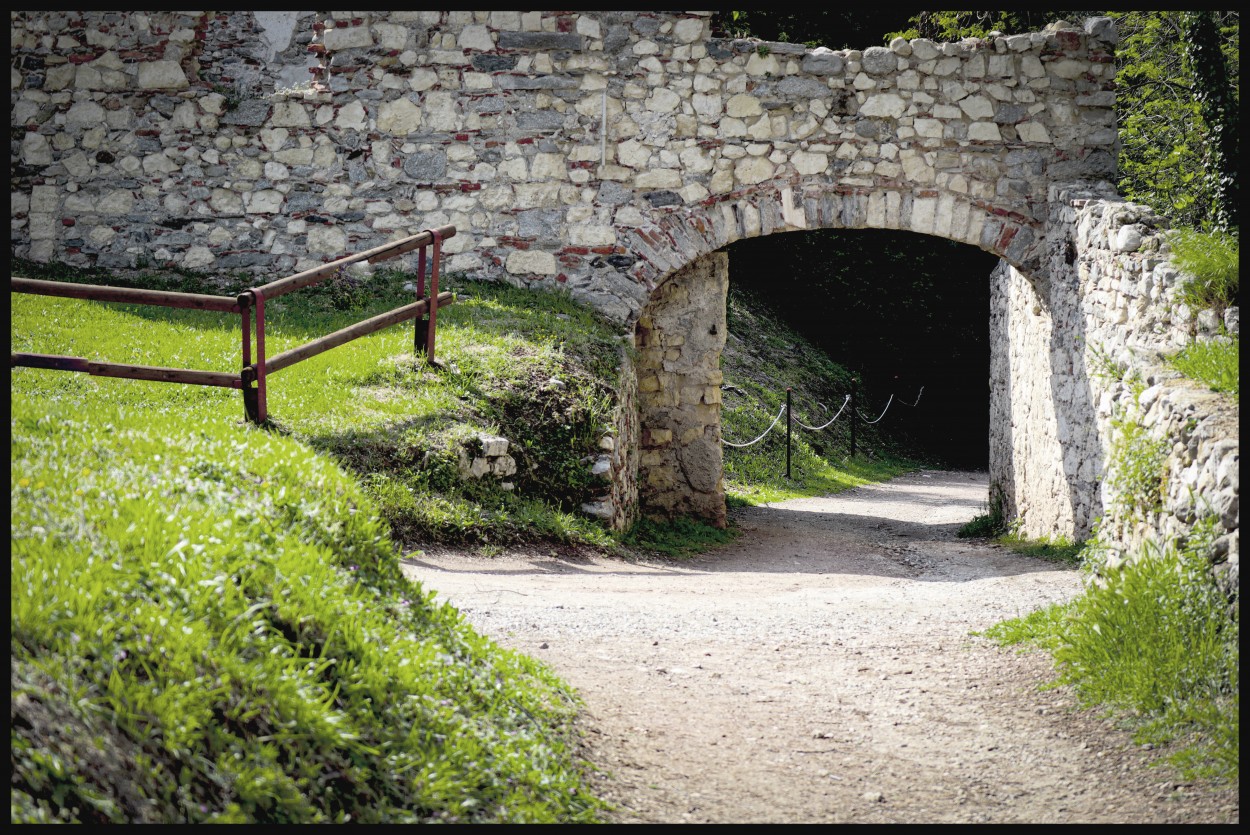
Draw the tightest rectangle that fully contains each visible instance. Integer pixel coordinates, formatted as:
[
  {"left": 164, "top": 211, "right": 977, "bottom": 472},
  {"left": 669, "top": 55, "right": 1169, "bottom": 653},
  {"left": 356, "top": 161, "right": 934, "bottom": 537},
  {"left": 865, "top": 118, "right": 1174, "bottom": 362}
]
[
  {"left": 785, "top": 386, "right": 792, "bottom": 479},
  {"left": 849, "top": 377, "right": 857, "bottom": 459}
]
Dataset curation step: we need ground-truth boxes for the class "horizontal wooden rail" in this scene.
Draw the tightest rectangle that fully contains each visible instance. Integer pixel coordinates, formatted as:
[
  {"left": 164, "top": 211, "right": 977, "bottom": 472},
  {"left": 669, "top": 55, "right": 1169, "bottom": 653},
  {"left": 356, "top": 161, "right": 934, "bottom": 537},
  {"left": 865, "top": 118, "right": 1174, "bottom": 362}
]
[
  {"left": 249, "top": 225, "right": 457, "bottom": 301},
  {"left": 11, "top": 277, "right": 241, "bottom": 313},
  {"left": 265, "top": 291, "right": 456, "bottom": 375},
  {"left": 11, "top": 352, "right": 241, "bottom": 388},
  {"left": 13, "top": 223, "right": 455, "bottom": 424}
]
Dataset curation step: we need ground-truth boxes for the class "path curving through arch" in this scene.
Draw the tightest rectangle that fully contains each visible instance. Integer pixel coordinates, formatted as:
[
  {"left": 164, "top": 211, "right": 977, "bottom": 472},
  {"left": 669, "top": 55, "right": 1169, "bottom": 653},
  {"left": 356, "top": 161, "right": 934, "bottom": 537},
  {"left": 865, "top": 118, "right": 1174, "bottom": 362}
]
[{"left": 400, "top": 470, "right": 1238, "bottom": 824}]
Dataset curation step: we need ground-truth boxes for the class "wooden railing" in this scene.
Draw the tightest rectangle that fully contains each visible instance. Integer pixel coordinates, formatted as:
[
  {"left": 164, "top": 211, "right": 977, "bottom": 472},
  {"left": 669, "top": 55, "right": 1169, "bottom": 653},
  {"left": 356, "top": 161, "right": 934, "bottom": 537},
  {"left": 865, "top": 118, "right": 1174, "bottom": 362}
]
[{"left": 11, "top": 225, "right": 456, "bottom": 424}]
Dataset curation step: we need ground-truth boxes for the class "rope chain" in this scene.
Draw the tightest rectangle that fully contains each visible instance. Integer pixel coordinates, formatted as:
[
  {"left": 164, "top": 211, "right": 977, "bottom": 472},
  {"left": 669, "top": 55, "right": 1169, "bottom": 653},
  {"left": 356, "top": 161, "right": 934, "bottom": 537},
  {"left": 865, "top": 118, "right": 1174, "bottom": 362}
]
[{"left": 791, "top": 394, "right": 851, "bottom": 431}]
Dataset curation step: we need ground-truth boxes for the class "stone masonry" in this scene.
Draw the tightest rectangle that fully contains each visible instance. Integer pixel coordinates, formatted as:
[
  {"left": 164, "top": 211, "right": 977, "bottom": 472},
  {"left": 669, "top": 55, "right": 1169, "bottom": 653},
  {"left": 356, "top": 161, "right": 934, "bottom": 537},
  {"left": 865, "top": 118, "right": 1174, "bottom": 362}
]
[
  {"left": 12, "top": 11, "right": 1118, "bottom": 312},
  {"left": 634, "top": 251, "right": 728, "bottom": 525}
]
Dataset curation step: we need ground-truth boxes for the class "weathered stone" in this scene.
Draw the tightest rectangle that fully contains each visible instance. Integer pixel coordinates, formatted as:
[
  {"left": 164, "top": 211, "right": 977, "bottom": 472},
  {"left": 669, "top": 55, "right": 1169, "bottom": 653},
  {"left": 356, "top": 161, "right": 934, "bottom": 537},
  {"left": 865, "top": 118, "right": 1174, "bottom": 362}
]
[
  {"left": 472, "top": 54, "right": 516, "bottom": 72},
  {"left": 861, "top": 46, "right": 897, "bottom": 75},
  {"left": 801, "top": 50, "right": 844, "bottom": 76},
  {"left": 497, "top": 32, "right": 584, "bottom": 51},
  {"left": 402, "top": 151, "right": 447, "bottom": 181}
]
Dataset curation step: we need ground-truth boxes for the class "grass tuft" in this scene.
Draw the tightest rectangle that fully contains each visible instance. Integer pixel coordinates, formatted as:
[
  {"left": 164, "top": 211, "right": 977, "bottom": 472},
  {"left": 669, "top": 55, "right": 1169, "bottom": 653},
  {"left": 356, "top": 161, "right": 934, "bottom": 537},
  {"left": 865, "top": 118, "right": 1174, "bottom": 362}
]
[
  {"left": 1168, "top": 335, "right": 1239, "bottom": 400},
  {"left": 978, "top": 522, "right": 1239, "bottom": 785},
  {"left": 621, "top": 515, "right": 738, "bottom": 558},
  {"left": 1167, "top": 228, "right": 1239, "bottom": 313}
]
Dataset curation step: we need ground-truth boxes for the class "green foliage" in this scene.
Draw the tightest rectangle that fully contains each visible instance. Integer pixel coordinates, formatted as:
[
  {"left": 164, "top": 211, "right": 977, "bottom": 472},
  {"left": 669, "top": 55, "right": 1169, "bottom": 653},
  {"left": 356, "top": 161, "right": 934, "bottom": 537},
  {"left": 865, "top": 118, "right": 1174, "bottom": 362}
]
[
  {"left": 1110, "top": 11, "right": 1240, "bottom": 230},
  {"left": 712, "top": 10, "right": 935, "bottom": 48},
  {"left": 1168, "top": 336, "right": 1240, "bottom": 399},
  {"left": 1107, "top": 414, "right": 1169, "bottom": 519},
  {"left": 888, "top": 11, "right": 1089, "bottom": 42},
  {"left": 1058, "top": 528, "right": 1239, "bottom": 781},
  {"left": 1084, "top": 341, "right": 1169, "bottom": 522},
  {"left": 1167, "top": 228, "right": 1240, "bottom": 313},
  {"left": 978, "top": 602, "right": 1071, "bottom": 653},
  {"left": 1180, "top": 11, "right": 1239, "bottom": 231},
  {"left": 622, "top": 516, "right": 739, "bottom": 558},
  {"left": 994, "top": 534, "right": 1086, "bottom": 567},
  {"left": 957, "top": 488, "right": 1008, "bottom": 539},
  {"left": 10, "top": 401, "right": 607, "bottom": 823},
  {"left": 980, "top": 523, "right": 1239, "bottom": 784}
]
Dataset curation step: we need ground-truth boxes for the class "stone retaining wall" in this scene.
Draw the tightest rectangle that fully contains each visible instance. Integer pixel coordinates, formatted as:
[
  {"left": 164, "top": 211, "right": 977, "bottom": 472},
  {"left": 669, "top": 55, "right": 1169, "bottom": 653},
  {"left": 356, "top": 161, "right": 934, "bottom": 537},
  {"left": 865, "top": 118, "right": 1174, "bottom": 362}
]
[{"left": 990, "top": 183, "right": 1238, "bottom": 594}]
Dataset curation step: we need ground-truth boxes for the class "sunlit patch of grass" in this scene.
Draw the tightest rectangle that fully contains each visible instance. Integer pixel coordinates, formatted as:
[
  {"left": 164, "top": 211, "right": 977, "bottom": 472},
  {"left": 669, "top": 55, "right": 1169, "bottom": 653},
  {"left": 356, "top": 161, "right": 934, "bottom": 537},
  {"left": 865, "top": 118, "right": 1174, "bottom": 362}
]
[
  {"left": 10, "top": 268, "right": 628, "bottom": 550},
  {"left": 10, "top": 399, "right": 607, "bottom": 823},
  {"left": 994, "top": 534, "right": 1086, "bottom": 566}
]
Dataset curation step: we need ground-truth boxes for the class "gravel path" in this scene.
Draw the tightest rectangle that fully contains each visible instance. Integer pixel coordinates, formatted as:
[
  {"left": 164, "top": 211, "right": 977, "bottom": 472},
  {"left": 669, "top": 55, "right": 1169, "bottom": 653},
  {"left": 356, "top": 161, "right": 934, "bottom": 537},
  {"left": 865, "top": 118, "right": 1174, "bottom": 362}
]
[{"left": 400, "top": 470, "right": 1239, "bottom": 824}]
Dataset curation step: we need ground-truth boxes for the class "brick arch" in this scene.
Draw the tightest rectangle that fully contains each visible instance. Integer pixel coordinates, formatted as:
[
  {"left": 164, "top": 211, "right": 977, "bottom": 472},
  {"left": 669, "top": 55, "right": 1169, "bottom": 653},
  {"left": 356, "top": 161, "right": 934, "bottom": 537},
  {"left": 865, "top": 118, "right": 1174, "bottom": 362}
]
[{"left": 624, "top": 181, "right": 1047, "bottom": 315}]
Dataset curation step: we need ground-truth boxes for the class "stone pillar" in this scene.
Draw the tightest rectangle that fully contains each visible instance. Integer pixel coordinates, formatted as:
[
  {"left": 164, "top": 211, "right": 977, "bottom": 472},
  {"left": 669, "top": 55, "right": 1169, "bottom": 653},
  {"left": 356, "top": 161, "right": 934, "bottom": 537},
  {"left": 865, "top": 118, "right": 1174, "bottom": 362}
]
[{"left": 634, "top": 252, "right": 728, "bottom": 527}]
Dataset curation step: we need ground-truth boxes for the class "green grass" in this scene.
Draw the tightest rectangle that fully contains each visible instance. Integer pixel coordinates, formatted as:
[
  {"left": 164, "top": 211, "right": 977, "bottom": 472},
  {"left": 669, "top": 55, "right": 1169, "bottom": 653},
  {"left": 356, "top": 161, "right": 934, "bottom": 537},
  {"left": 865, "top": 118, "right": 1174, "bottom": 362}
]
[
  {"left": 1167, "top": 227, "right": 1239, "bottom": 313},
  {"left": 1168, "top": 335, "right": 1239, "bottom": 399},
  {"left": 10, "top": 258, "right": 925, "bottom": 822},
  {"left": 10, "top": 399, "right": 606, "bottom": 823},
  {"left": 978, "top": 524, "right": 1239, "bottom": 785},
  {"left": 994, "top": 534, "right": 1086, "bottom": 566},
  {"left": 957, "top": 492, "right": 1083, "bottom": 565},
  {"left": 957, "top": 488, "right": 1008, "bottom": 539},
  {"left": 10, "top": 262, "right": 625, "bottom": 550},
  {"left": 620, "top": 515, "right": 739, "bottom": 558}
]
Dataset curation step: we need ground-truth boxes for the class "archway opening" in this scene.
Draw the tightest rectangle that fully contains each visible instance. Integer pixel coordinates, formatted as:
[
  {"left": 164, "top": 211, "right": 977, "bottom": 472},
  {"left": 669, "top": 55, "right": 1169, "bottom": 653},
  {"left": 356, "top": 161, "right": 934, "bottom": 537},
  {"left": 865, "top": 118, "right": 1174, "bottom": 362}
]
[{"left": 726, "top": 229, "right": 1000, "bottom": 471}]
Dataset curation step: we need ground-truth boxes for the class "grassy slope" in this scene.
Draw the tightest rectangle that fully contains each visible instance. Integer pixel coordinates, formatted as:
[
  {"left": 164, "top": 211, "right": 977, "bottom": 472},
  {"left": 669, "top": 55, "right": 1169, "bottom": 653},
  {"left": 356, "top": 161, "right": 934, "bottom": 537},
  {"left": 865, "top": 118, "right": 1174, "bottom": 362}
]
[
  {"left": 12, "top": 263, "right": 910, "bottom": 821},
  {"left": 10, "top": 400, "right": 604, "bottom": 823}
]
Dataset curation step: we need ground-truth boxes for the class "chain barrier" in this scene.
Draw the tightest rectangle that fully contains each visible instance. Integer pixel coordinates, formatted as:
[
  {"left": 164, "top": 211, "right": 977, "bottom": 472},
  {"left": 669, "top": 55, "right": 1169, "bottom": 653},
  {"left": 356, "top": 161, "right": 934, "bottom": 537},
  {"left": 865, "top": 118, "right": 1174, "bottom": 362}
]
[
  {"left": 721, "top": 401, "right": 788, "bottom": 448},
  {"left": 720, "top": 383, "right": 924, "bottom": 472},
  {"left": 791, "top": 394, "right": 851, "bottom": 431}
]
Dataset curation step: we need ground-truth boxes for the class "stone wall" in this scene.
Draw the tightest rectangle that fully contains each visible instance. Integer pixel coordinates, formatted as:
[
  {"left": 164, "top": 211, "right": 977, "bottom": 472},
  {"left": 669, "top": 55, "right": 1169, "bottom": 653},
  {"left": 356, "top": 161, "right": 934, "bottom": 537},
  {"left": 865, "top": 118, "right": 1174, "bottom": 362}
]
[
  {"left": 990, "top": 183, "right": 1239, "bottom": 593},
  {"left": 12, "top": 11, "right": 1118, "bottom": 326},
  {"left": 24, "top": 11, "right": 1224, "bottom": 548}
]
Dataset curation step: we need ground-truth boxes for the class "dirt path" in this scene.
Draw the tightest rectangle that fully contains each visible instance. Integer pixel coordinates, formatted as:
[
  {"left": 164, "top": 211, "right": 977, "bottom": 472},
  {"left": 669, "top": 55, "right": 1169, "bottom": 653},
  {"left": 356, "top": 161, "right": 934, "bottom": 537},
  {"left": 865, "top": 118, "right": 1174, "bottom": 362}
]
[{"left": 399, "top": 470, "right": 1238, "bottom": 824}]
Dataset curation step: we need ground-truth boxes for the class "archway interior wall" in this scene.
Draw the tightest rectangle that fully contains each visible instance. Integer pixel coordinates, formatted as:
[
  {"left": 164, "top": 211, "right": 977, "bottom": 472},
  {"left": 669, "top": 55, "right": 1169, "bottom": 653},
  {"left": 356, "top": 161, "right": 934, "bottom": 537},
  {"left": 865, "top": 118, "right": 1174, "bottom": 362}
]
[
  {"left": 990, "top": 183, "right": 1238, "bottom": 593},
  {"left": 12, "top": 10, "right": 1118, "bottom": 326},
  {"left": 634, "top": 252, "right": 728, "bottom": 527}
]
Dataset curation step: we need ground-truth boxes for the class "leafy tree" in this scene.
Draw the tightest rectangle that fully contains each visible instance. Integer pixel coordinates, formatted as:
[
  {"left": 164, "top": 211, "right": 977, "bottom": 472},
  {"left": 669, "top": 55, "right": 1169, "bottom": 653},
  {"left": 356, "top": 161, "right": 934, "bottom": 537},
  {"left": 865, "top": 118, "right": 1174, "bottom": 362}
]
[
  {"left": 1112, "top": 12, "right": 1239, "bottom": 231},
  {"left": 1180, "top": 11, "right": 1239, "bottom": 231}
]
